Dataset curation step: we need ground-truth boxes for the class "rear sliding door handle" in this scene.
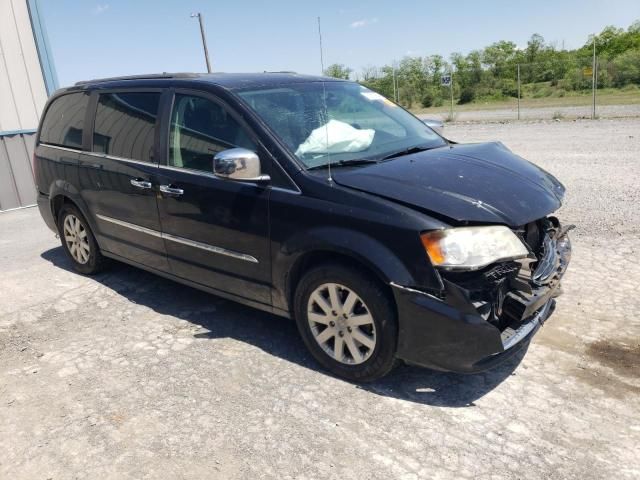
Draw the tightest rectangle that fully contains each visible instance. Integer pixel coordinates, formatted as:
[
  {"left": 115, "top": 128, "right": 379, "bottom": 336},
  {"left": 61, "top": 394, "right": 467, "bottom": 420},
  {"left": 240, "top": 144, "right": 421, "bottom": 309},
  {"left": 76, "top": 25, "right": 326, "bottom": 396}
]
[
  {"left": 130, "top": 178, "right": 152, "bottom": 189},
  {"left": 159, "top": 184, "right": 184, "bottom": 196}
]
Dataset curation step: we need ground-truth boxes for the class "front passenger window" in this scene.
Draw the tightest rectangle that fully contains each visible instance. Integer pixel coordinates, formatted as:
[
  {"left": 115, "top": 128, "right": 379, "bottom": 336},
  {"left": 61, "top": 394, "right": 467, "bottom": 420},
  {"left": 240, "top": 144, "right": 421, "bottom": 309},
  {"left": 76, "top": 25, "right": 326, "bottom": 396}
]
[{"left": 169, "top": 94, "right": 256, "bottom": 172}]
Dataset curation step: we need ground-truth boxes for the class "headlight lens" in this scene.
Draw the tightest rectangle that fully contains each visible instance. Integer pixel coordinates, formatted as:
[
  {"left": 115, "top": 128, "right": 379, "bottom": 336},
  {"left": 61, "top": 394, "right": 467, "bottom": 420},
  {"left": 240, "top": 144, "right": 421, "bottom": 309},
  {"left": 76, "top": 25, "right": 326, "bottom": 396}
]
[{"left": 421, "top": 226, "right": 529, "bottom": 270}]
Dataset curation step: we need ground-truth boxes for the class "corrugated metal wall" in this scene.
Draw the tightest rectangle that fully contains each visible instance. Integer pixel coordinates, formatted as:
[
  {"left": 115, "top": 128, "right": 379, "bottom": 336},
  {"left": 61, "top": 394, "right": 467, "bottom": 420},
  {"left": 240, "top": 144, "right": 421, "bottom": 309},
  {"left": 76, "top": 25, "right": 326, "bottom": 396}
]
[
  {"left": 0, "top": 133, "right": 36, "bottom": 211},
  {"left": 0, "top": 0, "right": 55, "bottom": 211},
  {"left": 0, "top": 0, "right": 48, "bottom": 132}
]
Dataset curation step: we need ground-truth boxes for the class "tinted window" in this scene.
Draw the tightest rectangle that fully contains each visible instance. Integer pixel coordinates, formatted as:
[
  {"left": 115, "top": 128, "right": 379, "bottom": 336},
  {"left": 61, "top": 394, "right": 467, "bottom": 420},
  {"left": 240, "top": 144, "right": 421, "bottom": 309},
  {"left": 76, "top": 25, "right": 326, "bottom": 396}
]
[
  {"left": 169, "top": 94, "right": 256, "bottom": 172},
  {"left": 40, "top": 92, "right": 89, "bottom": 149},
  {"left": 93, "top": 92, "right": 160, "bottom": 162}
]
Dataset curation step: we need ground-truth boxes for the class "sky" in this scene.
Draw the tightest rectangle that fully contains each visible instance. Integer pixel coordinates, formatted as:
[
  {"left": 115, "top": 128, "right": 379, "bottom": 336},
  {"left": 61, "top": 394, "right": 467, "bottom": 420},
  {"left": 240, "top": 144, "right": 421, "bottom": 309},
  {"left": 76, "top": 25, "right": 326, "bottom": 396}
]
[{"left": 39, "top": 0, "right": 640, "bottom": 87}]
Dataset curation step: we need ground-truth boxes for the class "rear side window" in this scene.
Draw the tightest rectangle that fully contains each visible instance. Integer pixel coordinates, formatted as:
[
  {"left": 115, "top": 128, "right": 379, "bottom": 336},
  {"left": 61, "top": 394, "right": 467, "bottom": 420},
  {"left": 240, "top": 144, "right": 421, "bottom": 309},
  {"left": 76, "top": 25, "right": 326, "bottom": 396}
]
[
  {"left": 39, "top": 92, "right": 89, "bottom": 149},
  {"left": 92, "top": 92, "right": 161, "bottom": 162}
]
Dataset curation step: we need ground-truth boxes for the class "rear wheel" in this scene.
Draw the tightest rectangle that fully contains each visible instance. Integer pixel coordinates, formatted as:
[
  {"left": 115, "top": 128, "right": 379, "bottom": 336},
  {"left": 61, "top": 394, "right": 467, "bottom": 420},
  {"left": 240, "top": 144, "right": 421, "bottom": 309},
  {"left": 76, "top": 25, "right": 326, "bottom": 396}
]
[
  {"left": 294, "top": 263, "right": 398, "bottom": 382},
  {"left": 57, "top": 204, "right": 106, "bottom": 275}
]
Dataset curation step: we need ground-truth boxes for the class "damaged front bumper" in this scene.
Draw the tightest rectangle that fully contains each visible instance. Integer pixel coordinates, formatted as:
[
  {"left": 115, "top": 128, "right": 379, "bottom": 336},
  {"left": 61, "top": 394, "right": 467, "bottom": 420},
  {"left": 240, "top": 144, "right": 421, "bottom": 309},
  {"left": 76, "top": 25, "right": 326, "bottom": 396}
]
[{"left": 391, "top": 218, "right": 572, "bottom": 373}]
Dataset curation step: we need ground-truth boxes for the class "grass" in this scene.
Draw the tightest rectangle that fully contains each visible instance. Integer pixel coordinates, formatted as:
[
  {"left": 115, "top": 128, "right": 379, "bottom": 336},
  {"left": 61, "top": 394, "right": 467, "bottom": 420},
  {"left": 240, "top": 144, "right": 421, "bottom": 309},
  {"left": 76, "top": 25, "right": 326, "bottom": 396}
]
[{"left": 410, "top": 88, "right": 640, "bottom": 115}]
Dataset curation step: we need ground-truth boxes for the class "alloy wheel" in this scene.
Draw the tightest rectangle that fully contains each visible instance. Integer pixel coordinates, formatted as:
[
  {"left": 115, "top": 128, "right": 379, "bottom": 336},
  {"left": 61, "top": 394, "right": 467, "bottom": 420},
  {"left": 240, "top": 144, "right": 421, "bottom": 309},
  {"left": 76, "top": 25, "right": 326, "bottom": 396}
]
[
  {"left": 307, "top": 283, "right": 377, "bottom": 365},
  {"left": 63, "top": 214, "right": 90, "bottom": 264}
]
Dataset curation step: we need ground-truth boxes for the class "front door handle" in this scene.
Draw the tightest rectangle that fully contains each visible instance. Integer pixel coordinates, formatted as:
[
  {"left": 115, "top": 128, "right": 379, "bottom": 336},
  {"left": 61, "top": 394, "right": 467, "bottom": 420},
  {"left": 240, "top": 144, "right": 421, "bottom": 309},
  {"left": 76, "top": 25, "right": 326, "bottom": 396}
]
[
  {"left": 159, "top": 184, "right": 184, "bottom": 196},
  {"left": 130, "top": 178, "right": 152, "bottom": 189}
]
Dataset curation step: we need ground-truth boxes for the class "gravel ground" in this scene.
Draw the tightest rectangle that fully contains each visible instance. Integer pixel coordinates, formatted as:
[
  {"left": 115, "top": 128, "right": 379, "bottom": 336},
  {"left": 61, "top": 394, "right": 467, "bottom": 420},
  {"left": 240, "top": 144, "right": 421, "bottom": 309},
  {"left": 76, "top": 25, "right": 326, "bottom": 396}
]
[
  {"left": 1, "top": 118, "right": 639, "bottom": 479},
  {"left": 420, "top": 102, "right": 640, "bottom": 122}
]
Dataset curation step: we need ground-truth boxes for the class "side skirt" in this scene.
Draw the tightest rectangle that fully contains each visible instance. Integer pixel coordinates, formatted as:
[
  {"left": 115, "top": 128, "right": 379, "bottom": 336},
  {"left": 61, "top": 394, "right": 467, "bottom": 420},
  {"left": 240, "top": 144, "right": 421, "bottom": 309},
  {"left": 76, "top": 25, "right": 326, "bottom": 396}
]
[{"left": 101, "top": 250, "right": 291, "bottom": 319}]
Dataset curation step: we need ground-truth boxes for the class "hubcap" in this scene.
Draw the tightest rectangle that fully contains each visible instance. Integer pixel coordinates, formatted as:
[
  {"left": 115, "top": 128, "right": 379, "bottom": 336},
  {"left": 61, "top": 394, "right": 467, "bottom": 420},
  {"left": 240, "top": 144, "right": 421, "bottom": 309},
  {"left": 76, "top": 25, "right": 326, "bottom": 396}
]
[
  {"left": 307, "top": 283, "right": 377, "bottom": 365},
  {"left": 63, "top": 214, "right": 90, "bottom": 264}
]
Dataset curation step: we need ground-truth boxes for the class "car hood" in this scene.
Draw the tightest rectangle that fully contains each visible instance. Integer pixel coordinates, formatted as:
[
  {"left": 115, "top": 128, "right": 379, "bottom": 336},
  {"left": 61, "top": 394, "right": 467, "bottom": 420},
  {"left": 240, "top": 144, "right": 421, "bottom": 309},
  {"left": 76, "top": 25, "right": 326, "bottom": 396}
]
[{"left": 331, "top": 142, "right": 565, "bottom": 226}]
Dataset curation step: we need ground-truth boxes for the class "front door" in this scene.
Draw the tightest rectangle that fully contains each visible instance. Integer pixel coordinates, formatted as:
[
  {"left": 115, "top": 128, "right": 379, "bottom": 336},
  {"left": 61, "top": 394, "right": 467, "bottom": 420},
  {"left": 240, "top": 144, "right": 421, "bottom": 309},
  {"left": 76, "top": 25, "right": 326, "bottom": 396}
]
[
  {"left": 78, "top": 90, "right": 168, "bottom": 271},
  {"left": 156, "top": 91, "right": 271, "bottom": 305}
]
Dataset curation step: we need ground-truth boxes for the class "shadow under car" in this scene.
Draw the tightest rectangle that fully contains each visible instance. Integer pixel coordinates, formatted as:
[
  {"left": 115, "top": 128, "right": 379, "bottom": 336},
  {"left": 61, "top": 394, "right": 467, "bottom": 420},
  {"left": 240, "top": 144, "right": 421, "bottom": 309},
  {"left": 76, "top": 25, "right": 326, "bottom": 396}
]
[{"left": 40, "top": 246, "right": 527, "bottom": 407}]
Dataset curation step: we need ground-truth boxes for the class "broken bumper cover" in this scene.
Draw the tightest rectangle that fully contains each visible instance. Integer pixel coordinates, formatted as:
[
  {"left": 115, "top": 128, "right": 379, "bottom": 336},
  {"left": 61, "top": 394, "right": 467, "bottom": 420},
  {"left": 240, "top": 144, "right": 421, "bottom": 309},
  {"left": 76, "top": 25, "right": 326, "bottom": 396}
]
[
  {"left": 391, "top": 283, "right": 558, "bottom": 373},
  {"left": 391, "top": 229, "right": 570, "bottom": 373}
]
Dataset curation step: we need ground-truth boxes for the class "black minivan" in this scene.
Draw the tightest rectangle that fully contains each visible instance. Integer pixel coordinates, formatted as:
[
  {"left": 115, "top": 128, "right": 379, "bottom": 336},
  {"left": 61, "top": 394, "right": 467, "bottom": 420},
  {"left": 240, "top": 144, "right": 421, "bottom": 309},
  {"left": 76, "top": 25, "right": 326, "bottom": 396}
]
[{"left": 34, "top": 72, "right": 571, "bottom": 381}]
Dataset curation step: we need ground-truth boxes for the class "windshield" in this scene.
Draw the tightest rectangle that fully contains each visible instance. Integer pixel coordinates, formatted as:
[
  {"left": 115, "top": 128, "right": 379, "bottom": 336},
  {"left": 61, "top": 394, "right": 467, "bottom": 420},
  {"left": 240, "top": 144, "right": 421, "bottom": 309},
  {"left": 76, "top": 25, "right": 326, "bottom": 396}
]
[{"left": 237, "top": 82, "right": 446, "bottom": 169}]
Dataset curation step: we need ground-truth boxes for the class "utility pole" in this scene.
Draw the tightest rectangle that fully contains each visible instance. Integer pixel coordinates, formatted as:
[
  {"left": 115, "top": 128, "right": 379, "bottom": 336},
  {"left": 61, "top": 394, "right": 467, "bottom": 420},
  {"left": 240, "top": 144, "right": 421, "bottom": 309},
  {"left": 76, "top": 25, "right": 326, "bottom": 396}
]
[
  {"left": 191, "top": 13, "right": 211, "bottom": 73},
  {"left": 392, "top": 62, "right": 397, "bottom": 102},
  {"left": 517, "top": 64, "right": 521, "bottom": 120},
  {"left": 592, "top": 34, "right": 597, "bottom": 119},
  {"left": 449, "top": 71, "right": 454, "bottom": 120}
]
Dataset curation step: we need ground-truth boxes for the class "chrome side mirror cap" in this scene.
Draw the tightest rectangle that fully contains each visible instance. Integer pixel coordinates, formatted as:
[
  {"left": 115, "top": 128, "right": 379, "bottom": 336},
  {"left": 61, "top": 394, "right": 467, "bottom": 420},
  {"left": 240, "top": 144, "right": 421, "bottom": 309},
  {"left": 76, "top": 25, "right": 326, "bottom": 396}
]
[
  {"left": 213, "top": 148, "right": 270, "bottom": 183},
  {"left": 422, "top": 118, "right": 444, "bottom": 135}
]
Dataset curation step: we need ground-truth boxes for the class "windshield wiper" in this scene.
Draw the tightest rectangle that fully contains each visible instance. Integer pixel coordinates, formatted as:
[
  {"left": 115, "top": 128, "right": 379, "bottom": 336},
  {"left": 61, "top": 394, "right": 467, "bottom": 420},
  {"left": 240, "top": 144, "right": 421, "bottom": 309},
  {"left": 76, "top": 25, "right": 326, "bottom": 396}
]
[
  {"left": 307, "top": 159, "right": 379, "bottom": 171},
  {"left": 381, "top": 145, "right": 434, "bottom": 161}
]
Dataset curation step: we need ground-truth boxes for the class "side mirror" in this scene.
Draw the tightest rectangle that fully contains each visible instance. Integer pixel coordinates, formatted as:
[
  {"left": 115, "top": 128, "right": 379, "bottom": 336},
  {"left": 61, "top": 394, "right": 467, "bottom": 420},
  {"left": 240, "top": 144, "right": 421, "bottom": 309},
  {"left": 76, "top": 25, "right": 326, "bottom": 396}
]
[
  {"left": 213, "top": 148, "right": 270, "bottom": 183},
  {"left": 422, "top": 118, "right": 444, "bottom": 135}
]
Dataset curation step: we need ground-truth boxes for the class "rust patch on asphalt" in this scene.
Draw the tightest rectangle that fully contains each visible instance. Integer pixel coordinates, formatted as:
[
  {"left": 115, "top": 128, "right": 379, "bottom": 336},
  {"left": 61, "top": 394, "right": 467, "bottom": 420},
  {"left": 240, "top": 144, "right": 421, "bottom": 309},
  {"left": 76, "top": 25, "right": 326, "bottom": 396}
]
[
  {"left": 571, "top": 339, "right": 640, "bottom": 399},
  {"left": 585, "top": 339, "right": 640, "bottom": 378}
]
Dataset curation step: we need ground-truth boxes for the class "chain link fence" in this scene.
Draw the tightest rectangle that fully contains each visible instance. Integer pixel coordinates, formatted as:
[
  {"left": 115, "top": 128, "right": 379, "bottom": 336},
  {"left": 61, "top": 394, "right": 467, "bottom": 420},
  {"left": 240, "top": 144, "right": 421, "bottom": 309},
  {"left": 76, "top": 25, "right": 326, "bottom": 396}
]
[
  {"left": 511, "top": 55, "right": 614, "bottom": 121},
  {"left": 382, "top": 53, "right": 640, "bottom": 122}
]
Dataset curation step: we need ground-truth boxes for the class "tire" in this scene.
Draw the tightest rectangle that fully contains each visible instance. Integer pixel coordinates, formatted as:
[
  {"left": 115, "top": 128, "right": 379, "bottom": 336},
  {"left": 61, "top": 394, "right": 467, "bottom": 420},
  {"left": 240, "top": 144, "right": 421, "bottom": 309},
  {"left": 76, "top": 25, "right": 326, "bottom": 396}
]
[
  {"left": 57, "top": 204, "right": 106, "bottom": 275},
  {"left": 294, "top": 263, "right": 398, "bottom": 382}
]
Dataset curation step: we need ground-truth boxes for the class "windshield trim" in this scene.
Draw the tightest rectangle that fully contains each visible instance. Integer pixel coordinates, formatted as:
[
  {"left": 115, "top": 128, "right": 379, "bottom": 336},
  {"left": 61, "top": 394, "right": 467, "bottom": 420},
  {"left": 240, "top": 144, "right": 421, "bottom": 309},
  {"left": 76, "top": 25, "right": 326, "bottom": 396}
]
[{"left": 230, "top": 79, "right": 349, "bottom": 93}]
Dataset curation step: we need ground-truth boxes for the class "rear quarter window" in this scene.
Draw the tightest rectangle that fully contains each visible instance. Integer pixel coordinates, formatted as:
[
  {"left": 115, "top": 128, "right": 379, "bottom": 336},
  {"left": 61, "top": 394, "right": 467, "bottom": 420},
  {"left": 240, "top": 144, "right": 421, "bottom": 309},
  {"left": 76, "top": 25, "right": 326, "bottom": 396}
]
[{"left": 39, "top": 92, "right": 90, "bottom": 149}]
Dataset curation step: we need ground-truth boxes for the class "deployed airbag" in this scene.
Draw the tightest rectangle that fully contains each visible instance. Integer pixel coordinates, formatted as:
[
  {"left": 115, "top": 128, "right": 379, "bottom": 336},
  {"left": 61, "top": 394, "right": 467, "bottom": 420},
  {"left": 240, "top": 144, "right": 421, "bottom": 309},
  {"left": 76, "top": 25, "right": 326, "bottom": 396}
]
[{"left": 295, "top": 119, "right": 375, "bottom": 156}]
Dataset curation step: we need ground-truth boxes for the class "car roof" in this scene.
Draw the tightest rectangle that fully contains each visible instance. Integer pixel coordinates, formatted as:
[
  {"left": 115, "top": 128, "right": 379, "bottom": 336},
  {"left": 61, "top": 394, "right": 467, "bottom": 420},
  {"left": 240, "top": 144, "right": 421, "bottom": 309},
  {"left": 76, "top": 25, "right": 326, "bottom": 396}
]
[{"left": 70, "top": 72, "right": 347, "bottom": 91}]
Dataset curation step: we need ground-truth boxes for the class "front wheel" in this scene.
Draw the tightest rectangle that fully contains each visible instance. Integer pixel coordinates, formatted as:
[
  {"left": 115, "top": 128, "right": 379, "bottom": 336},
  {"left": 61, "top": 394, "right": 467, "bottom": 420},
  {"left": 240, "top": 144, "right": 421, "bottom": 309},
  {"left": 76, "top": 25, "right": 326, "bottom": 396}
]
[{"left": 294, "top": 263, "right": 398, "bottom": 382}]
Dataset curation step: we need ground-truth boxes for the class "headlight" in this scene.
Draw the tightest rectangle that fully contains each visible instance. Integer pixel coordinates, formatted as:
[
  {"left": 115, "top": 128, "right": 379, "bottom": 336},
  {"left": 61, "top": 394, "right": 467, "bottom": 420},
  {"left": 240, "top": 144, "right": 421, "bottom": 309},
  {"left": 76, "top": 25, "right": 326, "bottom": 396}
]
[{"left": 421, "top": 226, "right": 529, "bottom": 270}]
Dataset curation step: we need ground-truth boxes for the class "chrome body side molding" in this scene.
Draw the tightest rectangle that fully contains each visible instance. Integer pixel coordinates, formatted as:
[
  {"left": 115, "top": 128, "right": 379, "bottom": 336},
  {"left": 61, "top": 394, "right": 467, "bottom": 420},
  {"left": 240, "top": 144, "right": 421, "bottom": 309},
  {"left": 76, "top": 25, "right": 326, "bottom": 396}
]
[
  {"left": 95, "top": 214, "right": 258, "bottom": 263},
  {"left": 96, "top": 214, "right": 162, "bottom": 238},
  {"left": 161, "top": 231, "right": 258, "bottom": 263}
]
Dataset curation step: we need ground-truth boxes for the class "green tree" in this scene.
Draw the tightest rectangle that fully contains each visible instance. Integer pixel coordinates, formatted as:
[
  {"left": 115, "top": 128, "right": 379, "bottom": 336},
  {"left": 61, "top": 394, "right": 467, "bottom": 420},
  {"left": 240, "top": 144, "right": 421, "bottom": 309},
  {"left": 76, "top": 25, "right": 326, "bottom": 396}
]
[
  {"left": 324, "top": 64, "right": 352, "bottom": 80},
  {"left": 425, "top": 54, "right": 446, "bottom": 83},
  {"left": 525, "top": 34, "right": 545, "bottom": 63},
  {"left": 611, "top": 48, "right": 640, "bottom": 86},
  {"left": 354, "top": 19, "right": 640, "bottom": 108},
  {"left": 482, "top": 41, "right": 517, "bottom": 78}
]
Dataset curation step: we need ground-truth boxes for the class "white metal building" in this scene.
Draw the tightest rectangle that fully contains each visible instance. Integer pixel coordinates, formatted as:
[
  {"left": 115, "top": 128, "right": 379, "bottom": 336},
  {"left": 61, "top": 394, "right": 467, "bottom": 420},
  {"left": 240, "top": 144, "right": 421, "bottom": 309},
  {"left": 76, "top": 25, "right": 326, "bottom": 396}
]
[{"left": 0, "top": 0, "right": 58, "bottom": 211}]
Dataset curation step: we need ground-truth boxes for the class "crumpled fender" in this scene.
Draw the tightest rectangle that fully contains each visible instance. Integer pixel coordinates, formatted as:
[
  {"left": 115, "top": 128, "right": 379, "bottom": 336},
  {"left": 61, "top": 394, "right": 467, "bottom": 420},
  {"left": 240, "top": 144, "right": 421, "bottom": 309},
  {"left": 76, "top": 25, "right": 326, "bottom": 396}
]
[{"left": 271, "top": 226, "right": 440, "bottom": 312}]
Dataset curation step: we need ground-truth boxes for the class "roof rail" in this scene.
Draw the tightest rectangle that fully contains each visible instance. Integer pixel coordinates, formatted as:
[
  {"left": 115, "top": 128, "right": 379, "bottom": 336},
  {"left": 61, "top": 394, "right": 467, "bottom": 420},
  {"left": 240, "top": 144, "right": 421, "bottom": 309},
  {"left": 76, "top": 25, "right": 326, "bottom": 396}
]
[{"left": 75, "top": 72, "right": 199, "bottom": 86}]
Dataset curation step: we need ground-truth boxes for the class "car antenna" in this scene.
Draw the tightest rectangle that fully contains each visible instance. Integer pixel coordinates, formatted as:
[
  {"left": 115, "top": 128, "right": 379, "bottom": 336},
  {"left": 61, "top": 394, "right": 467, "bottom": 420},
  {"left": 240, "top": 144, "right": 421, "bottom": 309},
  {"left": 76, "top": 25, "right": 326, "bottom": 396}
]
[{"left": 317, "top": 16, "right": 332, "bottom": 183}]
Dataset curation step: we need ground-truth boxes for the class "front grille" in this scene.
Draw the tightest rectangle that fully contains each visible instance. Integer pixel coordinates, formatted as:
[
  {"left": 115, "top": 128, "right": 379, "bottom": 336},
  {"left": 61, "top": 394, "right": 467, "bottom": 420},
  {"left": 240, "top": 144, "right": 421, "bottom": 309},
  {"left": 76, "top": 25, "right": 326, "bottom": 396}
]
[{"left": 532, "top": 234, "right": 560, "bottom": 285}]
